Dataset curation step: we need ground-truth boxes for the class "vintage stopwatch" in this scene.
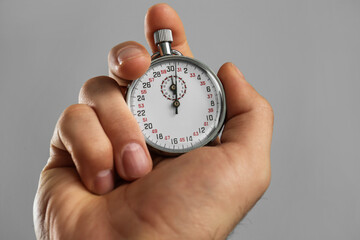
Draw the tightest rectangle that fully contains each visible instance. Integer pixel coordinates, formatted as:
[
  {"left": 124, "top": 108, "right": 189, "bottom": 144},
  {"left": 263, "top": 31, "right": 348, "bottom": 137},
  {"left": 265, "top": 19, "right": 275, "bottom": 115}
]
[{"left": 126, "top": 29, "right": 226, "bottom": 155}]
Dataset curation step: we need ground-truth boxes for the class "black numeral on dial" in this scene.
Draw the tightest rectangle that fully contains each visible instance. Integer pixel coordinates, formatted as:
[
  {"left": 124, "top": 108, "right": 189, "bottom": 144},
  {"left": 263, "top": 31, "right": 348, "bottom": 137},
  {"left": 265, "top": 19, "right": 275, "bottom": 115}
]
[
  {"left": 166, "top": 66, "right": 175, "bottom": 72},
  {"left": 144, "top": 123, "right": 153, "bottom": 129},
  {"left": 198, "top": 127, "right": 205, "bottom": 133},
  {"left": 142, "top": 82, "right": 151, "bottom": 88},
  {"left": 137, "top": 110, "right": 145, "bottom": 116},
  {"left": 137, "top": 95, "right": 145, "bottom": 101},
  {"left": 153, "top": 71, "right": 161, "bottom": 78}
]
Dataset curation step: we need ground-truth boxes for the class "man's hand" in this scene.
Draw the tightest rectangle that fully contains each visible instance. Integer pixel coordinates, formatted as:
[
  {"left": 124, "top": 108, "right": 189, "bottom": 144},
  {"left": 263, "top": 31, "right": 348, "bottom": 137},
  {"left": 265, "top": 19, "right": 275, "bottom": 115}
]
[{"left": 33, "top": 4, "right": 273, "bottom": 240}]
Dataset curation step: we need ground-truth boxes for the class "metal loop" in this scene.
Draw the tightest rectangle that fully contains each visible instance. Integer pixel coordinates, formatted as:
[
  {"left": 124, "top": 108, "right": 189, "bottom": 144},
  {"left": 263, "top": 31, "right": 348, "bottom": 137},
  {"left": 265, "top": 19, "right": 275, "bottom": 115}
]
[
  {"left": 171, "top": 49, "right": 183, "bottom": 56},
  {"left": 151, "top": 50, "right": 183, "bottom": 61},
  {"left": 151, "top": 52, "right": 161, "bottom": 60}
]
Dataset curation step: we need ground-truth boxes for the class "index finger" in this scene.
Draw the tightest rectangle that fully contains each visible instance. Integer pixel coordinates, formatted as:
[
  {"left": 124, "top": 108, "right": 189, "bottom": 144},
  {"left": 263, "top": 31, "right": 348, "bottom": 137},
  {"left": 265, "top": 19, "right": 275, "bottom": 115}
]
[
  {"left": 218, "top": 63, "right": 274, "bottom": 161},
  {"left": 145, "top": 3, "right": 193, "bottom": 57}
]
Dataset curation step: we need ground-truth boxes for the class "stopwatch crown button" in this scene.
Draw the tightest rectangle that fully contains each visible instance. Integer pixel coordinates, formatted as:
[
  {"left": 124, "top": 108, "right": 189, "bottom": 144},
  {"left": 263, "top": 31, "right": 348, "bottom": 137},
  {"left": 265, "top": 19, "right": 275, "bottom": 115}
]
[{"left": 154, "top": 29, "right": 173, "bottom": 45}]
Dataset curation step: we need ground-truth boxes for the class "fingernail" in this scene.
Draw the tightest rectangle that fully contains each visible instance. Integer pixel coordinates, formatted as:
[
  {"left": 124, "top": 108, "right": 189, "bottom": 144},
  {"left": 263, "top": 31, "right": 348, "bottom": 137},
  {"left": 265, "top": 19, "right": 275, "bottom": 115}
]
[
  {"left": 121, "top": 143, "right": 150, "bottom": 179},
  {"left": 117, "top": 46, "right": 145, "bottom": 66},
  {"left": 94, "top": 169, "right": 114, "bottom": 194}
]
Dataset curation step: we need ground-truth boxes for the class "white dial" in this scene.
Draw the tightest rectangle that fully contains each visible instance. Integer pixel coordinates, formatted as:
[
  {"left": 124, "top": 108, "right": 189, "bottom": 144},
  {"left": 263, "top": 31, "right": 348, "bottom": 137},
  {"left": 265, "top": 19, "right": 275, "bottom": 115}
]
[{"left": 127, "top": 56, "right": 226, "bottom": 154}]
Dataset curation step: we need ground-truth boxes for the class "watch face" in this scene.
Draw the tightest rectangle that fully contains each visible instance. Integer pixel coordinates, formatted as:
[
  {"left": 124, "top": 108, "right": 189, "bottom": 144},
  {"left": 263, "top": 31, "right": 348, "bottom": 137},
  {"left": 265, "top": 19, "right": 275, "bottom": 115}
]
[{"left": 127, "top": 56, "right": 226, "bottom": 154}]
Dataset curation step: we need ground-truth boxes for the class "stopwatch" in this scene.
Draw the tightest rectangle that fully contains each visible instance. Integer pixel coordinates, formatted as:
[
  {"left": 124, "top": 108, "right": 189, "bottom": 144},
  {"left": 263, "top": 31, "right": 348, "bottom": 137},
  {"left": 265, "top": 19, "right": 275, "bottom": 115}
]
[{"left": 126, "top": 29, "right": 226, "bottom": 155}]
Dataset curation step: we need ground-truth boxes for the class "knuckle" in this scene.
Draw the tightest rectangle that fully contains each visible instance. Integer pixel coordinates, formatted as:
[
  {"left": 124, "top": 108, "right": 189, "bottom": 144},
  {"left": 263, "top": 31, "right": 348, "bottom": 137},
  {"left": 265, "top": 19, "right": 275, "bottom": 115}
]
[
  {"left": 254, "top": 97, "right": 274, "bottom": 122},
  {"left": 60, "top": 104, "right": 91, "bottom": 124},
  {"left": 58, "top": 104, "right": 95, "bottom": 135},
  {"left": 79, "top": 76, "right": 118, "bottom": 102},
  {"left": 76, "top": 140, "right": 113, "bottom": 169},
  {"left": 254, "top": 165, "right": 271, "bottom": 193},
  {"left": 108, "top": 46, "right": 115, "bottom": 62}
]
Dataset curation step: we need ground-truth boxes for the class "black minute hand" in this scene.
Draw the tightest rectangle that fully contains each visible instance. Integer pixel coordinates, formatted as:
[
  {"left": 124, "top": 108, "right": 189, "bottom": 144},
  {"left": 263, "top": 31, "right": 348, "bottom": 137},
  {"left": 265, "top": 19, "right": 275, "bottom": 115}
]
[{"left": 173, "top": 62, "right": 180, "bottom": 114}]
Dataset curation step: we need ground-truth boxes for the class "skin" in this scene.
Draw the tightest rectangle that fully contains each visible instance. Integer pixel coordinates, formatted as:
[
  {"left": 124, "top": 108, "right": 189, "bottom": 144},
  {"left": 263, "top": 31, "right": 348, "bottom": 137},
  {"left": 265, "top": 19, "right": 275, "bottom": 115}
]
[{"left": 33, "top": 3, "right": 274, "bottom": 240}]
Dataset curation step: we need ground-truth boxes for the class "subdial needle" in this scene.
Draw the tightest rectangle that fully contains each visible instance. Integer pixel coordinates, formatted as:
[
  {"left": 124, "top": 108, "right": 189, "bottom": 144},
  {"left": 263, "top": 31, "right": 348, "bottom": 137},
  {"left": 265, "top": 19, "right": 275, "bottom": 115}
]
[{"left": 170, "top": 75, "right": 179, "bottom": 114}]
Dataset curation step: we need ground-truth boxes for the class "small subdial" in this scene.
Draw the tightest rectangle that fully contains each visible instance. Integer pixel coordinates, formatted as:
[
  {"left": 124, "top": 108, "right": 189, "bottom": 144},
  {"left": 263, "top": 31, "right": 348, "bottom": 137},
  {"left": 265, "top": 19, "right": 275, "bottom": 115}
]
[{"left": 160, "top": 76, "right": 187, "bottom": 100}]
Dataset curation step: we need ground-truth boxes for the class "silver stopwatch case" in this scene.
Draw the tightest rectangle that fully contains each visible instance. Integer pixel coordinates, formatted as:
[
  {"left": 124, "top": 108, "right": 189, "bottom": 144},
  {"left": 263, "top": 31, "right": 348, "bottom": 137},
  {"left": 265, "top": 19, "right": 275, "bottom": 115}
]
[{"left": 126, "top": 29, "right": 226, "bottom": 155}]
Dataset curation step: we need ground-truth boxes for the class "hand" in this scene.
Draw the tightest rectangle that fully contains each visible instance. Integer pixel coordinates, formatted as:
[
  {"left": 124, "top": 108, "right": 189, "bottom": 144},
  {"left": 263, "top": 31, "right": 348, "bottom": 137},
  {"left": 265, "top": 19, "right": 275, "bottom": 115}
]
[{"left": 33, "top": 4, "right": 274, "bottom": 240}]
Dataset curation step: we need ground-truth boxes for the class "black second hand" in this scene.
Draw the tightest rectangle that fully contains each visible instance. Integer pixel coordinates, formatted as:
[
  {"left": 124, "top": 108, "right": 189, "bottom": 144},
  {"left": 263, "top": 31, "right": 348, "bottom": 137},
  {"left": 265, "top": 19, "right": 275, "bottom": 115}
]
[{"left": 175, "top": 61, "right": 179, "bottom": 114}]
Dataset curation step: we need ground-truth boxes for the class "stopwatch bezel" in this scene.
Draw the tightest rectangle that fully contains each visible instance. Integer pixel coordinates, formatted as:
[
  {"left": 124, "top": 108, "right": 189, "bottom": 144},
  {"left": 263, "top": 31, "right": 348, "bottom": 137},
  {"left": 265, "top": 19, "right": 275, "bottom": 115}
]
[{"left": 126, "top": 55, "right": 226, "bottom": 155}]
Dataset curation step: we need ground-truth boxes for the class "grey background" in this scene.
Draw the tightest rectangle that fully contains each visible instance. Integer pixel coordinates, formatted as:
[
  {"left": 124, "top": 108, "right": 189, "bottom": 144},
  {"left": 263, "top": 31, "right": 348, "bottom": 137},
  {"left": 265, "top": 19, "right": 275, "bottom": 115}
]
[{"left": 0, "top": 0, "right": 359, "bottom": 239}]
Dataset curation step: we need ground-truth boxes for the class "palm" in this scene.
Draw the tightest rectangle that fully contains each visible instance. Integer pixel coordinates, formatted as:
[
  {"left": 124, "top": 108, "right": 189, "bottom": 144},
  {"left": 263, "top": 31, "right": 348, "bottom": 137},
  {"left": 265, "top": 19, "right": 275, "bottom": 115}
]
[{"left": 41, "top": 142, "right": 256, "bottom": 240}]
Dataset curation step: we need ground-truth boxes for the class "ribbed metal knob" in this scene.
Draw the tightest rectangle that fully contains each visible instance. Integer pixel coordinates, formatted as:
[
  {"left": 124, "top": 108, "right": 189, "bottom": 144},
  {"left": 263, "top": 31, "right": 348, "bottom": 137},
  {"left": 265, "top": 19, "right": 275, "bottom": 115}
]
[{"left": 154, "top": 29, "right": 173, "bottom": 45}]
